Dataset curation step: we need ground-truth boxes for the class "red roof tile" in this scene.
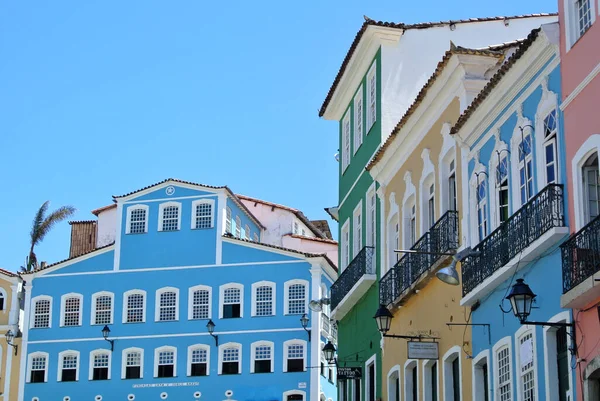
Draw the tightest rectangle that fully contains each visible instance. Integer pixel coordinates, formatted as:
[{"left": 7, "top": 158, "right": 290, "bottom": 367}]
[
  {"left": 21, "top": 242, "right": 115, "bottom": 275},
  {"left": 91, "top": 204, "right": 116, "bottom": 216}
]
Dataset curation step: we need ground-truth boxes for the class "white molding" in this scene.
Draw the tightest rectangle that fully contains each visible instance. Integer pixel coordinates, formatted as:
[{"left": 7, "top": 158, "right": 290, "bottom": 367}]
[
  {"left": 59, "top": 293, "right": 83, "bottom": 327},
  {"left": 218, "top": 342, "right": 242, "bottom": 375},
  {"left": 114, "top": 202, "right": 123, "bottom": 271},
  {"left": 251, "top": 281, "right": 276, "bottom": 317},
  {"left": 422, "top": 359, "right": 440, "bottom": 401},
  {"left": 29, "top": 245, "right": 115, "bottom": 278},
  {"left": 472, "top": 349, "right": 491, "bottom": 401},
  {"left": 339, "top": 146, "right": 381, "bottom": 209},
  {"left": 219, "top": 283, "right": 244, "bottom": 319},
  {"left": 419, "top": 148, "right": 436, "bottom": 233},
  {"left": 121, "top": 347, "right": 144, "bottom": 379},
  {"left": 250, "top": 340, "right": 274, "bottom": 373},
  {"left": 563, "top": 0, "right": 597, "bottom": 52},
  {"left": 488, "top": 130, "right": 509, "bottom": 230},
  {"left": 404, "top": 359, "right": 419, "bottom": 401},
  {"left": 571, "top": 134, "right": 600, "bottom": 230},
  {"left": 154, "top": 345, "right": 177, "bottom": 378},
  {"left": 187, "top": 344, "right": 210, "bottom": 376},
  {"left": 123, "top": 193, "right": 218, "bottom": 204},
  {"left": 542, "top": 311, "right": 574, "bottom": 401},
  {"left": 352, "top": 200, "right": 363, "bottom": 259},
  {"left": 122, "top": 289, "right": 147, "bottom": 324},
  {"left": 30, "top": 295, "right": 52, "bottom": 329},
  {"left": 57, "top": 350, "right": 80, "bottom": 382},
  {"left": 534, "top": 76, "right": 561, "bottom": 190},
  {"left": 442, "top": 345, "right": 462, "bottom": 401},
  {"left": 366, "top": 61, "right": 377, "bottom": 133},
  {"left": 158, "top": 201, "right": 182, "bottom": 232},
  {"left": 283, "top": 339, "right": 307, "bottom": 373},
  {"left": 560, "top": 61, "right": 600, "bottom": 109},
  {"left": 365, "top": 353, "right": 377, "bottom": 401},
  {"left": 282, "top": 390, "right": 307, "bottom": 401},
  {"left": 493, "top": 336, "right": 514, "bottom": 401},
  {"left": 387, "top": 364, "right": 402, "bottom": 401},
  {"left": 26, "top": 351, "right": 49, "bottom": 383},
  {"left": 342, "top": 111, "right": 351, "bottom": 173},
  {"left": 88, "top": 349, "right": 112, "bottom": 381},
  {"left": 284, "top": 279, "right": 309, "bottom": 315},
  {"left": 90, "top": 291, "right": 114, "bottom": 326},
  {"left": 439, "top": 123, "right": 457, "bottom": 215},
  {"left": 402, "top": 172, "right": 417, "bottom": 250},
  {"left": 514, "top": 325, "right": 539, "bottom": 401},
  {"left": 387, "top": 192, "right": 399, "bottom": 273},
  {"left": 509, "top": 108, "right": 534, "bottom": 212},
  {"left": 188, "top": 285, "right": 212, "bottom": 320},
  {"left": 116, "top": 181, "right": 222, "bottom": 203},
  {"left": 191, "top": 198, "right": 215, "bottom": 229},
  {"left": 216, "top": 192, "right": 226, "bottom": 264},
  {"left": 125, "top": 204, "right": 149, "bottom": 235},
  {"left": 354, "top": 85, "right": 364, "bottom": 155},
  {"left": 155, "top": 287, "right": 180, "bottom": 322}
]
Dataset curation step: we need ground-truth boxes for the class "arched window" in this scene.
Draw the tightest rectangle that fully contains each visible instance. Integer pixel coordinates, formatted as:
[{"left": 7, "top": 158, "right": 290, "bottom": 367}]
[
  {"left": 515, "top": 327, "right": 538, "bottom": 401},
  {"left": 122, "top": 347, "right": 143, "bottom": 379},
  {"left": 404, "top": 359, "right": 418, "bottom": 401},
  {"left": 387, "top": 192, "right": 399, "bottom": 271},
  {"left": 283, "top": 340, "right": 306, "bottom": 372},
  {"left": 387, "top": 365, "right": 401, "bottom": 401},
  {"left": 219, "top": 342, "right": 242, "bottom": 375},
  {"left": 493, "top": 337, "right": 513, "bottom": 401},
  {"left": 510, "top": 107, "right": 535, "bottom": 208},
  {"left": 476, "top": 178, "right": 488, "bottom": 242},
  {"left": 123, "top": 290, "right": 146, "bottom": 323},
  {"left": 60, "top": 293, "right": 83, "bottom": 327},
  {"left": 159, "top": 202, "right": 181, "bottom": 231},
  {"left": 0, "top": 288, "right": 6, "bottom": 311},
  {"left": 251, "top": 341, "right": 274, "bottom": 373},
  {"left": 191, "top": 199, "right": 215, "bottom": 229},
  {"left": 155, "top": 287, "right": 179, "bottom": 322},
  {"left": 353, "top": 201, "right": 363, "bottom": 258},
  {"left": 188, "top": 285, "right": 211, "bottom": 320},
  {"left": 187, "top": 344, "right": 210, "bottom": 376},
  {"left": 252, "top": 281, "right": 275, "bottom": 317},
  {"left": 91, "top": 291, "right": 114, "bottom": 325},
  {"left": 283, "top": 390, "right": 306, "bottom": 401},
  {"left": 31, "top": 296, "right": 52, "bottom": 328},
  {"left": 423, "top": 359, "right": 439, "bottom": 401},
  {"left": 245, "top": 224, "right": 251, "bottom": 240},
  {"left": 126, "top": 204, "right": 149, "bottom": 234},
  {"left": 583, "top": 153, "right": 600, "bottom": 224},
  {"left": 419, "top": 148, "right": 436, "bottom": 231},
  {"left": 442, "top": 346, "right": 462, "bottom": 401},
  {"left": 284, "top": 280, "right": 307, "bottom": 315},
  {"left": 27, "top": 352, "right": 49, "bottom": 383},
  {"left": 154, "top": 346, "right": 177, "bottom": 378},
  {"left": 58, "top": 350, "right": 80, "bottom": 382},
  {"left": 472, "top": 350, "right": 491, "bottom": 401},
  {"left": 220, "top": 283, "right": 243, "bottom": 319},
  {"left": 89, "top": 349, "right": 111, "bottom": 381}
]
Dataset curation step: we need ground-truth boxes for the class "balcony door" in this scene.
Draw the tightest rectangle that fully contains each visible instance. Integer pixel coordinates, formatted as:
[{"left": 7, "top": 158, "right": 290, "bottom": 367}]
[{"left": 583, "top": 153, "right": 600, "bottom": 225}]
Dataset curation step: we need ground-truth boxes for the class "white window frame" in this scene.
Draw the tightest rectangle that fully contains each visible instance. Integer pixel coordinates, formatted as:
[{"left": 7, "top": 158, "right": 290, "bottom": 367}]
[
  {"left": 121, "top": 347, "right": 144, "bottom": 379},
  {"left": 218, "top": 342, "right": 242, "bottom": 375},
  {"left": 564, "top": 0, "right": 597, "bottom": 51},
  {"left": 472, "top": 350, "right": 492, "bottom": 401},
  {"left": 403, "top": 197, "right": 417, "bottom": 249},
  {"left": 122, "top": 289, "right": 147, "bottom": 324},
  {"left": 188, "top": 285, "right": 212, "bottom": 320},
  {"left": 342, "top": 111, "right": 351, "bottom": 172},
  {"left": 283, "top": 390, "right": 306, "bottom": 401},
  {"left": 542, "top": 311, "right": 575, "bottom": 401},
  {"left": 366, "top": 183, "right": 377, "bottom": 248},
  {"left": 476, "top": 179, "right": 488, "bottom": 242},
  {"left": 442, "top": 345, "right": 462, "bottom": 401},
  {"left": 251, "top": 281, "right": 276, "bottom": 317},
  {"left": 225, "top": 206, "right": 232, "bottom": 234},
  {"left": 235, "top": 216, "right": 242, "bottom": 238},
  {"left": 60, "top": 293, "right": 83, "bottom": 327},
  {"left": 89, "top": 349, "right": 112, "bottom": 380},
  {"left": 253, "top": 233, "right": 259, "bottom": 242},
  {"left": 438, "top": 123, "right": 457, "bottom": 215},
  {"left": 353, "top": 201, "right": 363, "bottom": 258},
  {"left": 191, "top": 199, "right": 215, "bottom": 229},
  {"left": 341, "top": 220, "right": 350, "bottom": 270},
  {"left": 187, "top": 344, "right": 210, "bottom": 376},
  {"left": 387, "top": 365, "right": 402, "bottom": 401},
  {"left": 219, "top": 283, "right": 244, "bottom": 319},
  {"left": 515, "top": 325, "right": 539, "bottom": 401},
  {"left": 469, "top": 162, "right": 488, "bottom": 244},
  {"left": 423, "top": 359, "right": 440, "bottom": 401},
  {"left": 365, "top": 353, "right": 377, "bottom": 401},
  {"left": 244, "top": 224, "right": 250, "bottom": 240},
  {"left": 510, "top": 111, "right": 535, "bottom": 210},
  {"left": 0, "top": 287, "right": 7, "bottom": 311},
  {"left": 155, "top": 287, "right": 179, "bottom": 322},
  {"left": 354, "top": 85, "right": 364, "bottom": 154},
  {"left": 30, "top": 295, "right": 53, "bottom": 329},
  {"left": 387, "top": 207, "right": 400, "bottom": 271},
  {"left": 535, "top": 79, "right": 561, "bottom": 189},
  {"left": 488, "top": 133, "right": 510, "bottom": 230},
  {"left": 366, "top": 61, "right": 377, "bottom": 132},
  {"left": 404, "top": 359, "right": 419, "bottom": 401},
  {"left": 126, "top": 204, "right": 149, "bottom": 234},
  {"left": 91, "top": 291, "right": 114, "bottom": 326},
  {"left": 283, "top": 339, "right": 307, "bottom": 373},
  {"left": 57, "top": 350, "right": 80, "bottom": 382},
  {"left": 158, "top": 201, "right": 182, "bottom": 232},
  {"left": 26, "top": 351, "right": 49, "bottom": 383},
  {"left": 572, "top": 135, "right": 600, "bottom": 229},
  {"left": 493, "top": 336, "right": 514, "bottom": 401},
  {"left": 154, "top": 346, "right": 177, "bottom": 378},
  {"left": 250, "top": 340, "right": 275, "bottom": 373},
  {"left": 284, "top": 279, "right": 308, "bottom": 315}
]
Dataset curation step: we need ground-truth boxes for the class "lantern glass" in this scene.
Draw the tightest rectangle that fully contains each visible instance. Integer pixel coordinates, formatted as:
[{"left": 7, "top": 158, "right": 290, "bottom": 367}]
[
  {"left": 5, "top": 330, "right": 14, "bottom": 343},
  {"left": 373, "top": 304, "right": 393, "bottom": 334},
  {"left": 506, "top": 279, "right": 536, "bottom": 323},
  {"left": 101, "top": 325, "right": 110, "bottom": 339},
  {"left": 300, "top": 314, "right": 309, "bottom": 329},
  {"left": 322, "top": 341, "right": 336, "bottom": 363},
  {"left": 206, "top": 319, "right": 215, "bottom": 335}
]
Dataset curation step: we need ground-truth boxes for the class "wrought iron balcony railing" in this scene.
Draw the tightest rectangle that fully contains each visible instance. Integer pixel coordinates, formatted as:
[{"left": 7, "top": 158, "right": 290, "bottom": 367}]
[
  {"left": 380, "top": 210, "right": 459, "bottom": 306},
  {"left": 330, "top": 246, "right": 375, "bottom": 311},
  {"left": 561, "top": 214, "right": 600, "bottom": 293},
  {"left": 462, "top": 184, "right": 565, "bottom": 297}
]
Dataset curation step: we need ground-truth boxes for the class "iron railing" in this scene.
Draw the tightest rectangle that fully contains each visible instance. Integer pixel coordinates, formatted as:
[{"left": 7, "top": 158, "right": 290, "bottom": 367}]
[
  {"left": 379, "top": 210, "right": 459, "bottom": 306},
  {"left": 561, "top": 214, "right": 600, "bottom": 293},
  {"left": 330, "top": 246, "right": 375, "bottom": 311},
  {"left": 462, "top": 184, "right": 565, "bottom": 296}
]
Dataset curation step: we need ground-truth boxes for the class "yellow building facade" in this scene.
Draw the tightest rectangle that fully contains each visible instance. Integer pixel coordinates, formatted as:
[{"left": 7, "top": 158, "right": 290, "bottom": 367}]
[
  {"left": 367, "top": 47, "right": 508, "bottom": 401},
  {"left": 0, "top": 269, "right": 22, "bottom": 401}
]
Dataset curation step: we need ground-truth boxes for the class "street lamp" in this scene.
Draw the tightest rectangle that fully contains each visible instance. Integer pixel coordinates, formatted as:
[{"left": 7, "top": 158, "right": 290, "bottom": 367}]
[
  {"left": 308, "top": 298, "right": 331, "bottom": 312},
  {"left": 5, "top": 330, "right": 18, "bottom": 355},
  {"left": 322, "top": 340, "right": 337, "bottom": 365},
  {"left": 206, "top": 319, "right": 219, "bottom": 346},
  {"left": 436, "top": 247, "right": 480, "bottom": 286},
  {"left": 300, "top": 314, "right": 311, "bottom": 342},
  {"left": 101, "top": 325, "right": 114, "bottom": 352},
  {"left": 373, "top": 304, "right": 439, "bottom": 340}
]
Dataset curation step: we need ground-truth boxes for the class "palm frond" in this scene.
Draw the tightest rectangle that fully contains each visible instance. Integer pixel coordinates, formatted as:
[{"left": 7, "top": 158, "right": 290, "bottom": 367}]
[
  {"left": 35, "top": 206, "right": 76, "bottom": 245},
  {"left": 30, "top": 201, "right": 50, "bottom": 248}
]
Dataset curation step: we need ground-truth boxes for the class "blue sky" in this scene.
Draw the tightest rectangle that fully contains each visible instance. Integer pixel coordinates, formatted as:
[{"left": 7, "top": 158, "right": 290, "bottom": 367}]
[{"left": 0, "top": 0, "right": 556, "bottom": 271}]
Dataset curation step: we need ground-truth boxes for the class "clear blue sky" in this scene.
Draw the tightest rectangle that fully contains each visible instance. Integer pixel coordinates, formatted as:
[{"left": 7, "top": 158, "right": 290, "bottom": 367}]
[{"left": 0, "top": 0, "right": 556, "bottom": 271}]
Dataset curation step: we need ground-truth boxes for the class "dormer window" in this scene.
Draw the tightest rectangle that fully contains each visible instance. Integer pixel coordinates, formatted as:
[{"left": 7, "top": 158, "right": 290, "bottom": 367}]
[
  {"left": 235, "top": 216, "right": 241, "bottom": 238},
  {"left": 159, "top": 202, "right": 181, "bottom": 232},
  {"left": 126, "top": 205, "right": 149, "bottom": 234},
  {"left": 226, "top": 207, "right": 232, "bottom": 234}
]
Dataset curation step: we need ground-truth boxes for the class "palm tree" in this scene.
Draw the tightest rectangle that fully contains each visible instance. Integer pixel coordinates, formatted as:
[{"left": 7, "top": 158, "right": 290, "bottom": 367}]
[{"left": 23, "top": 201, "right": 75, "bottom": 272}]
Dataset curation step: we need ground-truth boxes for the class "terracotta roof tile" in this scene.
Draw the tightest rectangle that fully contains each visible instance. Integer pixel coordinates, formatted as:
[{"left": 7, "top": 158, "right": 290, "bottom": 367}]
[
  {"left": 366, "top": 45, "right": 505, "bottom": 170},
  {"left": 91, "top": 204, "right": 116, "bottom": 216},
  {"left": 310, "top": 220, "right": 333, "bottom": 239},
  {"left": 22, "top": 242, "right": 115, "bottom": 275},
  {"left": 287, "top": 233, "right": 338, "bottom": 245},
  {"left": 0, "top": 268, "right": 17, "bottom": 278},
  {"left": 319, "top": 14, "right": 556, "bottom": 117},
  {"left": 450, "top": 28, "right": 542, "bottom": 136},
  {"left": 68, "top": 220, "right": 97, "bottom": 225}
]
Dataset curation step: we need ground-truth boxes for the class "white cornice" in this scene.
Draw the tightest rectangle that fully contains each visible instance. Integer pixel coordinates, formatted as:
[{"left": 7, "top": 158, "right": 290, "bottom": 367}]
[
  {"left": 323, "top": 26, "right": 403, "bottom": 121},
  {"left": 560, "top": 60, "right": 600, "bottom": 111}
]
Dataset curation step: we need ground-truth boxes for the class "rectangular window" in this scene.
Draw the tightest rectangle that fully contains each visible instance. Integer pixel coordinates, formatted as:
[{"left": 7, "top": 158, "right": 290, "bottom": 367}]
[
  {"left": 287, "top": 344, "right": 304, "bottom": 372},
  {"left": 428, "top": 184, "right": 435, "bottom": 229},
  {"left": 63, "top": 297, "right": 81, "bottom": 326},
  {"left": 157, "top": 351, "right": 175, "bottom": 378},
  {"left": 94, "top": 295, "right": 112, "bottom": 325},
  {"left": 409, "top": 205, "right": 417, "bottom": 246},
  {"left": 125, "top": 352, "right": 141, "bottom": 379},
  {"left": 449, "top": 160, "right": 457, "bottom": 211},
  {"left": 294, "top": 222, "right": 299, "bottom": 234},
  {"left": 192, "top": 290, "right": 210, "bottom": 320},
  {"left": 477, "top": 181, "right": 488, "bottom": 241},
  {"left": 431, "top": 362, "right": 438, "bottom": 401},
  {"left": 244, "top": 224, "right": 250, "bottom": 240},
  {"left": 253, "top": 233, "right": 259, "bottom": 242},
  {"left": 30, "top": 356, "right": 46, "bottom": 383},
  {"left": 61, "top": 355, "right": 78, "bottom": 382},
  {"left": 226, "top": 207, "right": 232, "bottom": 233},
  {"left": 194, "top": 202, "right": 213, "bottom": 229},
  {"left": 519, "top": 135, "right": 534, "bottom": 205},
  {"left": 366, "top": 188, "right": 376, "bottom": 248},
  {"left": 223, "top": 288, "right": 241, "bottom": 318},
  {"left": 577, "top": 0, "right": 592, "bottom": 37},
  {"left": 367, "top": 62, "right": 376, "bottom": 131},
  {"left": 254, "top": 346, "right": 272, "bottom": 373},
  {"left": 354, "top": 88, "right": 363, "bottom": 153},
  {"left": 162, "top": 206, "right": 180, "bottom": 231},
  {"left": 353, "top": 205, "right": 362, "bottom": 258},
  {"left": 497, "top": 157, "right": 510, "bottom": 224},
  {"left": 159, "top": 291, "right": 177, "bottom": 321},
  {"left": 342, "top": 112, "right": 351, "bottom": 172},
  {"left": 368, "top": 361, "right": 375, "bottom": 401},
  {"left": 255, "top": 286, "right": 273, "bottom": 316},
  {"left": 288, "top": 284, "right": 306, "bottom": 315},
  {"left": 126, "top": 293, "right": 144, "bottom": 323},
  {"left": 235, "top": 216, "right": 241, "bottom": 238},
  {"left": 33, "top": 299, "right": 51, "bottom": 328},
  {"left": 92, "top": 354, "right": 109, "bottom": 380},
  {"left": 497, "top": 347, "right": 512, "bottom": 401},
  {"left": 452, "top": 358, "right": 460, "bottom": 401},
  {"left": 341, "top": 222, "right": 350, "bottom": 269},
  {"left": 520, "top": 333, "right": 535, "bottom": 401},
  {"left": 191, "top": 349, "right": 208, "bottom": 376},
  {"left": 129, "top": 208, "right": 147, "bottom": 234},
  {"left": 222, "top": 348, "right": 240, "bottom": 374}
]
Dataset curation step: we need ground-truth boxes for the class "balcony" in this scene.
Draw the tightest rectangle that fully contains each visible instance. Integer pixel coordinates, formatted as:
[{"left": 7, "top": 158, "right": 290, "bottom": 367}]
[
  {"left": 461, "top": 184, "right": 568, "bottom": 306},
  {"left": 380, "top": 210, "right": 459, "bottom": 306},
  {"left": 330, "top": 246, "right": 375, "bottom": 320},
  {"left": 561, "top": 215, "right": 600, "bottom": 308}
]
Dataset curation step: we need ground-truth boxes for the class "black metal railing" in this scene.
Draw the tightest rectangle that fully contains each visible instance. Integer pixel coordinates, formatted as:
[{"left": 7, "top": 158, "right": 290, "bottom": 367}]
[
  {"left": 380, "top": 210, "right": 459, "bottom": 306},
  {"left": 331, "top": 246, "right": 375, "bottom": 311},
  {"left": 561, "top": 214, "right": 600, "bottom": 293},
  {"left": 462, "top": 184, "right": 565, "bottom": 296}
]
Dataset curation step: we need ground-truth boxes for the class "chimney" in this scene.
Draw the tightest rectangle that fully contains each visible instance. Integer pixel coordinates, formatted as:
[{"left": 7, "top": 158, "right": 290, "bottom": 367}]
[{"left": 69, "top": 221, "right": 98, "bottom": 258}]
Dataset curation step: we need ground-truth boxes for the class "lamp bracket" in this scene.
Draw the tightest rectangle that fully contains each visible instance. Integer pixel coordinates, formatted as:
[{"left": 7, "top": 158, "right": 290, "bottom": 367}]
[
  {"left": 105, "top": 338, "right": 114, "bottom": 352},
  {"left": 210, "top": 333, "right": 219, "bottom": 347}
]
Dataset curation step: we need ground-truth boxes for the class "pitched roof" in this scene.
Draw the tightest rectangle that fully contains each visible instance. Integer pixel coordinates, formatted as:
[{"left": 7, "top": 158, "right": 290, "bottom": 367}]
[
  {"left": 21, "top": 242, "right": 115, "bottom": 275},
  {"left": 310, "top": 220, "right": 333, "bottom": 239},
  {"left": 91, "top": 204, "right": 116, "bottom": 216},
  {"left": 237, "top": 194, "right": 327, "bottom": 239},
  {"left": 0, "top": 268, "right": 17, "bottom": 278},
  {"left": 287, "top": 234, "right": 338, "bottom": 245},
  {"left": 318, "top": 13, "right": 556, "bottom": 117},
  {"left": 366, "top": 44, "right": 505, "bottom": 170},
  {"left": 450, "top": 28, "right": 542, "bottom": 136},
  {"left": 68, "top": 220, "right": 97, "bottom": 225}
]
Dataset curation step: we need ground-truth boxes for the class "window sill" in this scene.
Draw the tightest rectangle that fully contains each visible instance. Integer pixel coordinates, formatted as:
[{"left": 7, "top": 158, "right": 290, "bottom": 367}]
[
  {"left": 219, "top": 373, "right": 241, "bottom": 376},
  {"left": 123, "top": 321, "right": 145, "bottom": 324},
  {"left": 155, "top": 376, "right": 179, "bottom": 379},
  {"left": 122, "top": 377, "right": 143, "bottom": 380},
  {"left": 191, "top": 227, "right": 213, "bottom": 231},
  {"left": 251, "top": 315, "right": 275, "bottom": 318},
  {"left": 91, "top": 323, "right": 113, "bottom": 326},
  {"left": 158, "top": 230, "right": 180, "bottom": 233},
  {"left": 221, "top": 316, "right": 242, "bottom": 319},
  {"left": 155, "top": 320, "right": 179, "bottom": 323}
]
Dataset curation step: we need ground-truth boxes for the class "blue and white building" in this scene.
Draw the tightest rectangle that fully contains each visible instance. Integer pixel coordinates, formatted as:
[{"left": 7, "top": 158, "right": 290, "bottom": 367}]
[
  {"left": 18, "top": 179, "right": 338, "bottom": 401},
  {"left": 453, "top": 24, "right": 577, "bottom": 401}
]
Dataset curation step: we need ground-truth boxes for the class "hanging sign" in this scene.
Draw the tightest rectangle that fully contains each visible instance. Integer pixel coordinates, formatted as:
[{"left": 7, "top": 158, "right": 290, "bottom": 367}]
[
  {"left": 337, "top": 367, "right": 363, "bottom": 379},
  {"left": 407, "top": 341, "right": 439, "bottom": 360}
]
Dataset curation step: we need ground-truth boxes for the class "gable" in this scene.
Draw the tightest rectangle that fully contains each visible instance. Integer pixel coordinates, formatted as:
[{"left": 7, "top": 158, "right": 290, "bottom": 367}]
[
  {"left": 125, "top": 184, "right": 218, "bottom": 202},
  {"left": 221, "top": 241, "right": 306, "bottom": 265},
  {"left": 39, "top": 248, "right": 115, "bottom": 277}
]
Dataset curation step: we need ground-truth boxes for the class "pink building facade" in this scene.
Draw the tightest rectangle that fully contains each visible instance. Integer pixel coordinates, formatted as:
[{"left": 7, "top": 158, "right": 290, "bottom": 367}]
[{"left": 559, "top": 0, "right": 600, "bottom": 399}]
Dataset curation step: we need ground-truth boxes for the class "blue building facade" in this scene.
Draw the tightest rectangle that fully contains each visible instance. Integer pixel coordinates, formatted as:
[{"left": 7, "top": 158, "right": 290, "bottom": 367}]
[
  {"left": 453, "top": 26, "right": 577, "bottom": 401},
  {"left": 18, "top": 179, "right": 338, "bottom": 401}
]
